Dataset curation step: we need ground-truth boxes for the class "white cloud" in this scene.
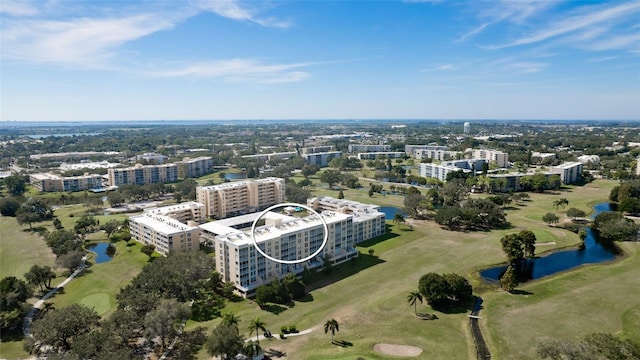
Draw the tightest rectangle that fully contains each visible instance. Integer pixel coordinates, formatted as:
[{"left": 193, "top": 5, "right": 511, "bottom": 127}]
[
  {"left": 0, "top": 0, "right": 40, "bottom": 16},
  {"left": 457, "top": 1, "right": 557, "bottom": 42},
  {"left": 507, "top": 62, "right": 548, "bottom": 74},
  {"left": 492, "top": 1, "right": 640, "bottom": 49},
  {"left": 436, "top": 64, "right": 454, "bottom": 71},
  {"left": 457, "top": 23, "right": 489, "bottom": 43},
  {"left": 195, "top": 0, "right": 291, "bottom": 28},
  {"left": 586, "top": 56, "right": 618, "bottom": 63},
  {"left": 146, "top": 58, "right": 312, "bottom": 83},
  {"left": 1, "top": 13, "right": 183, "bottom": 68}
]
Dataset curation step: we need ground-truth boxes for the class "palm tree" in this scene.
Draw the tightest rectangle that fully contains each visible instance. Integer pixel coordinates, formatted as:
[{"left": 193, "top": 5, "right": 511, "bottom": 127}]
[
  {"left": 324, "top": 319, "right": 339, "bottom": 343},
  {"left": 243, "top": 340, "right": 261, "bottom": 358},
  {"left": 248, "top": 317, "right": 266, "bottom": 344},
  {"left": 553, "top": 197, "right": 569, "bottom": 210},
  {"left": 393, "top": 212, "right": 405, "bottom": 226},
  {"left": 222, "top": 312, "right": 240, "bottom": 327},
  {"left": 407, "top": 291, "right": 423, "bottom": 316}
]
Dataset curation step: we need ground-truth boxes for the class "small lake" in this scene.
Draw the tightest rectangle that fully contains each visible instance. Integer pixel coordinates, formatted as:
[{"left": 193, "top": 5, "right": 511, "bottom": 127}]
[
  {"left": 87, "top": 242, "right": 115, "bottom": 264},
  {"left": 379, "top": 206, "right": 407, "bottom": 219},
  {"left": 480, "top": 203, "right": 618, "bottom": 282},
  {"left": 224, "top": 172, "right": 247, "bottom": 180}
]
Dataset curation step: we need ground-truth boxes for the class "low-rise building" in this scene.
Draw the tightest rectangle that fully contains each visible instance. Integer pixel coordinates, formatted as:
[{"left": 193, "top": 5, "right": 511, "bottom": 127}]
[
  {"left": 241, "top": 152, "right": 298, "bottom": 162},
  {"left": 300, "top": 146, "right": 334, "bottom": 155},
  {"left": 348, "top": 144, "right": 391, "bottom": 153},
  {"left": 302, "top": 151, "right": 342, "bottom": 167},
  {"left": 405, "top": 145, "right": 447, "bottom": 157},
  {"left": 357, "top": 152, "right": 405, "bottom": 160}
]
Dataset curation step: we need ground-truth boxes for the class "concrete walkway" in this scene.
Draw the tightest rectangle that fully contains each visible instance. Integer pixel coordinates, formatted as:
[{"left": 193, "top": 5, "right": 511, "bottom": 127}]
[{"left": 23, "top": 260, "right": 88, "bottom": 336}]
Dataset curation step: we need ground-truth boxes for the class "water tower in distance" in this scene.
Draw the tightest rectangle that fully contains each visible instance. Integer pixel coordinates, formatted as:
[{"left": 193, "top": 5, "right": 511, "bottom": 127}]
[{"left": 463, "top": 122, "right": 471, "bottom": 135}]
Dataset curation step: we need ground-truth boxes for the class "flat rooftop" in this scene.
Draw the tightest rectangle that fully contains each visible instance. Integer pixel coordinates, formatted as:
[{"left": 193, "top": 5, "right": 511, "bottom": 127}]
[{"left": 204, "top": 211, "right": 351, "bottom": 246}]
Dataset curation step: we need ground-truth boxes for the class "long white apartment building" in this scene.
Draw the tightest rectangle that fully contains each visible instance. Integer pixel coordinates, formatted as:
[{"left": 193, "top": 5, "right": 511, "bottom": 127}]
[
  {"left": 108, "top": 163, "right": 178, "bottom": 186},
  {"left": 302, "top": 151, "right": 342, "bottom": 167},
  {"left": 195, "top": 177, "right": 285, "bottom": 219},
  {"left": 348, "top": 144, "right": 391, "bottom": 153},
  {"left": 357, "top": 152, "right": 405, "bottom": 160},
  {"left": 200, "top": 211, "right": 358, "bottom": 297},
  {"left": 405, "top": 145, "right": 448, "bottom": 157},
  {"left": 241, "top": 151, "right": 297, "bottom": 162},
  {"left": 414, "top": 149, "right": 460, "bottom": 161},
  {"left": 469, "top": 149, "right": 509, "bottom": 168},
  {"left": 30, "top": 172, "right": 103, "bottom": 192},
  {"left": 129, "top": 214, "right": 199, "bottom": 255}
]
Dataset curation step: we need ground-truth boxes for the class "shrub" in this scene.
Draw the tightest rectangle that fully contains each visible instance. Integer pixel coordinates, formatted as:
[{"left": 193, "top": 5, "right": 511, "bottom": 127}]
[
  {"left": 281, "top": 326, "right": 289, "bottom": 334},
  {"left": 289, "top": 325, "right": 297, "bottom": 333},
  {"left": 279, "top": 332, "right": 286, "bottom": 339}
]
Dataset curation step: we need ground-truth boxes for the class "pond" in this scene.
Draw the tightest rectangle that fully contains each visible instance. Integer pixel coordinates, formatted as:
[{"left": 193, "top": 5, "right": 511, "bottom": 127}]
[
  {"left": 87, "top": 242, "right": 115, "bottom": 264},
  {"left": 224, "top": 172, "right": 247, "bottom": 181},
  {"left": 480, "top": 203, "right": 619, "bottom": 282},
  {"left": 379, "top": 206, "right": 407, "bottom": 219}
]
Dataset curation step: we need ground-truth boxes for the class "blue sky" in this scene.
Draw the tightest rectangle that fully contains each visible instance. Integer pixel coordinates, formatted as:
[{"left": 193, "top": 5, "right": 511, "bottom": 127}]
[{"left": 1, "top": 0, "right": 639, "bottom": 121}]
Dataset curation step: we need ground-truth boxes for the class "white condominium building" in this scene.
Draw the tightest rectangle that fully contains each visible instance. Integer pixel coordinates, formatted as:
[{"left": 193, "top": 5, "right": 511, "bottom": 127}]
[
  {"left": 178, "top": 156, "right": 214, "bottom": 178},
  {"left": 470, "top": 149, "right": 509, "bottom": 168},
  {"left": 405, "top": 145, "right": 448, "bottom": 156},
  {"left": 302, "top": 151, "right": 342, "bottom": 167},
  {"left": 108, "top": 163, "right": 178, "bottom": 186},
  {"left": 129, "top": 212, "right": 200, "bottom": 256},
  {"left": 143, "top": 201, "right": 206, "bottom": 224},
  {"left": 30, "top": 172, "right": 103, "bottom": 192},
  {"left": 199, "top": 210, "right": 358, "bottom": 297},
  {"left": 307, "top": 196, "right": 386, "bottom": 243},
  {"left": 348, "top": 144, "right": 391, "bottom": 153},
  {"left": 195, "top": 177, "right": 286, "bottom": 219},
  {"left": 357, "top": 152, "right": 405, "bottom": 160},
  {"left": 419, "top": 163, "right": 470, "bottom": 182},
  {"left": 551, "top": 161, "right": 583, "bottom": 184},
  {"left": 414, "top": 149, "right": 460, "bottom": 161}
]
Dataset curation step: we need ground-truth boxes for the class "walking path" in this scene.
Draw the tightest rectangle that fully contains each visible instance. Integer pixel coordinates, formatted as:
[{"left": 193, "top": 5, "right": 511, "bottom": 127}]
[{"left": 23, "top": 259, "right": 88, "bottom": 336}]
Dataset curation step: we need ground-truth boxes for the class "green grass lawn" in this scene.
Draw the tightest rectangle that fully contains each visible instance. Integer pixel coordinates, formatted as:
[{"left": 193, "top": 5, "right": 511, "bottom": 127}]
[
  {"left": 3, "top": 178, "right": 636, "bottom": 360},
  {"left": 50, "top": 241, "right": 150, "bottom": 317},
  {"left": 0, "top": 216, "right": 56, "bottom": 279},
  {"left": 189, "top": 179, "right": 635, "bottom": 359}
]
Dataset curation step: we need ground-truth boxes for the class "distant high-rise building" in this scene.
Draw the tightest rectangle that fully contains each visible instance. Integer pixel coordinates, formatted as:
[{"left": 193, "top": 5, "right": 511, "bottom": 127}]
[{"left": 464, "top": 122, "right": 471, "bottom": 135}]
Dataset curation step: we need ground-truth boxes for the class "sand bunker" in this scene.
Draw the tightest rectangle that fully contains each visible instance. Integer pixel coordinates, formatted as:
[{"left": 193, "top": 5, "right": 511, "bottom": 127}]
[{"left": 374, "top": 343, "right": 423, "bottom": 357}]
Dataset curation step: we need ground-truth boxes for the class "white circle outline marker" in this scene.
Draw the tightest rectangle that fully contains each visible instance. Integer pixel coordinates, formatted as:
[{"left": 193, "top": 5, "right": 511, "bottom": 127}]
[{"left": 250, "top": 203, "right": 329, "bottom": 265}]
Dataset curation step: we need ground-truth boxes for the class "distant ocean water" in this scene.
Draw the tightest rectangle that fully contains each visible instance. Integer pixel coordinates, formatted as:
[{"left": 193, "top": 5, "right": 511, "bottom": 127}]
[{"left": 0, "top": 119, "right": 637, "bottom": 128}]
